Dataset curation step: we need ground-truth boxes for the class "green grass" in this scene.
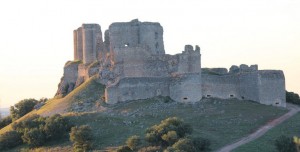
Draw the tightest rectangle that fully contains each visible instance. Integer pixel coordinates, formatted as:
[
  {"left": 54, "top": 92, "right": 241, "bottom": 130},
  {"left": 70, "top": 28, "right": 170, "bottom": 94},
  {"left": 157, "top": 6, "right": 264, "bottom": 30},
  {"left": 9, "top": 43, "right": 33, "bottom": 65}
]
[
  {"left": 0, "top": 76, "right": 105, "bottom": 135},
  {"left": 20, "top": 97, "right": 287, "bottom": 151},
  {"left": 233, "top": 111, "right": 300, "bottom": 152}
]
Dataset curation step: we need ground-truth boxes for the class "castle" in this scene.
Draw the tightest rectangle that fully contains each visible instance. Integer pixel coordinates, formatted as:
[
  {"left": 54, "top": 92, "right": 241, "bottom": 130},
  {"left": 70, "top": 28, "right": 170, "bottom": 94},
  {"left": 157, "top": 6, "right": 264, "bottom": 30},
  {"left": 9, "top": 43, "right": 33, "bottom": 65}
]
[{"left": 56, "top": 19, "right": 286, "bottom": 107}]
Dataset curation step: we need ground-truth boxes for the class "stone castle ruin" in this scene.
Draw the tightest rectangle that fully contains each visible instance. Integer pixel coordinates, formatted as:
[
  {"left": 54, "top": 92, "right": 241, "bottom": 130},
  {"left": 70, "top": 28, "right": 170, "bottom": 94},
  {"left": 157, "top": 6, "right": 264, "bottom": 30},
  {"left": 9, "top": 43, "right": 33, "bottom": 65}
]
[{"left": 56, "top": 19, "right": 286, "bottom": 107}]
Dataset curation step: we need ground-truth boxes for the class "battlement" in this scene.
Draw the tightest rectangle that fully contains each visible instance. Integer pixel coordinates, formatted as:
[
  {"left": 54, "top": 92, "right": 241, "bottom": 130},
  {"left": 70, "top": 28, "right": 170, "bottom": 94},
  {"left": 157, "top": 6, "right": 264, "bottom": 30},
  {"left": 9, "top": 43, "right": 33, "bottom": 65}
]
[{"left": 57, "top": 19, "right": 286, "bottom": 108}]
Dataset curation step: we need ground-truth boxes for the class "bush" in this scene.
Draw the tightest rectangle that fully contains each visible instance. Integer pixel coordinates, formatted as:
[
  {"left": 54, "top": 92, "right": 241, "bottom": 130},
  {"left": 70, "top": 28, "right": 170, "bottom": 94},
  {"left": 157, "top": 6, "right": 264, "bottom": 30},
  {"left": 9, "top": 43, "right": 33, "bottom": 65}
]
[
  {"left": 70, "top": 125, "right": 93, "bottom": 152},
  {"left": 126, "top": 135, "right": 141, "bottom": 150},
  {"left": 43, "top": 114, "right": 71, "bottom": 140},
  {"left": 22, "top": 128, "right": 46, "bottom": 147},
  {"left": 286, "top": 91, "right": 300, "bottom": 105},
  {"left": 0, "top": 130, "right": 22, "bottom": 150},
  {"left": 138, "top": 146, "right": 162, "bottom": 152},
  {"left": 171, "top": 138, "right": 196, "bottom": 152},
  {"left": 193, "top": 137, "right": 211, "bottom": 152},
  {"left": 275, "top": 135, "right": 297, "bottom": 152},
  {"left": 10, "top": 98, "right": 38, "bottom": 121},
  {"left": 0, "top": 116, "right": 12, "bottom": 129},
  {"left": 161, "top": 131, "right": 178, "bottom": 146},
  {"left": 12, "top": 114, "right": 45, "bottom": 134},
  {"left": 145, "top": 117, "right": 192, "bottom": 146},
  {"left": 10, "top": 114, "right": 70, "bottom": 148},
  {"left": 116, "top": 145, "right": 132, "bottom": 152}
]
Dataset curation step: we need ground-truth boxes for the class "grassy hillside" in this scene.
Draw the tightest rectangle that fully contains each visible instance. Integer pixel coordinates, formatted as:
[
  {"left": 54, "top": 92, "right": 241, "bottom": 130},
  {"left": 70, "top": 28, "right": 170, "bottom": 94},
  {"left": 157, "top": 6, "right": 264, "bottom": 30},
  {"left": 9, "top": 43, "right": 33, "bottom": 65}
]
[
  {"left": 0, "top": 76, "right": 290, "bottom": 151},
  {"left": 6, "top": 97, "right": 288, "bottom": 151},
  {"left": 233, "top": 112, "right": 300, "bottom": 152},
  {"left": 0, "top": 76, "right": 105, "bottom": 135}
]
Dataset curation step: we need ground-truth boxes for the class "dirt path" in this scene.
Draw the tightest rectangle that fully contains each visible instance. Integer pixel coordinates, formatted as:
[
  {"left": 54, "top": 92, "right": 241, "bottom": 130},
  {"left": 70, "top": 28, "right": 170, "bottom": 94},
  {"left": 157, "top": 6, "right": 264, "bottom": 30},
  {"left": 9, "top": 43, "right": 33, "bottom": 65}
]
[{"left": 217, "top": 103, "right": 300, "bottom": 152}]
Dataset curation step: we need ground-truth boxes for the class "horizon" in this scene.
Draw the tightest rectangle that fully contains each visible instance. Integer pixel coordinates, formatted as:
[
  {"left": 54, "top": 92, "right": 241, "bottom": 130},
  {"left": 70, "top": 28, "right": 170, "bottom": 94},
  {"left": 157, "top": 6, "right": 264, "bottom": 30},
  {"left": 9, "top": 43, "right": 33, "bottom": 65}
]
[{"left": 0, "top": 0, "right": 299, "bottom": 108}]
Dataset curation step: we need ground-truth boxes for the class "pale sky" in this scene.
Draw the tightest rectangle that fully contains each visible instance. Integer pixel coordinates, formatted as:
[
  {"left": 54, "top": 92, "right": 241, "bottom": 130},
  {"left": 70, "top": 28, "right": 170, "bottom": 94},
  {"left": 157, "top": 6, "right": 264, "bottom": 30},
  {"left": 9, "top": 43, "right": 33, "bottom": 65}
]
[{"left": 0, "top": 0, "right": 299, "bottom": 108}]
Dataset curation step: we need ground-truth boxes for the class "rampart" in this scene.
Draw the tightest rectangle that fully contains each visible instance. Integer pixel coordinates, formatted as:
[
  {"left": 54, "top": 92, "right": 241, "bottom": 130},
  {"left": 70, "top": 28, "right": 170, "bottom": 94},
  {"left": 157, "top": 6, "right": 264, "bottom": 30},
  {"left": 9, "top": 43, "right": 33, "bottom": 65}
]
[
  {"left": 56, "top": 19, "right": 286, "bottom": 108},
  {"left": 202, "top": 65, "right": 286, "bottom": 107}
]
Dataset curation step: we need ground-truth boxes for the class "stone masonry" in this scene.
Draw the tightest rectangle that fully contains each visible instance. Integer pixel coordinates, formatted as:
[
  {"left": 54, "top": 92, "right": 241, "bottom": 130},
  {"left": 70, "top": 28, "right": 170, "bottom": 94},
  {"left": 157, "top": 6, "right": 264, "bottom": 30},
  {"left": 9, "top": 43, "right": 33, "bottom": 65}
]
[{"left": 56, "top": 19, "right": 286, "bottom": 107}]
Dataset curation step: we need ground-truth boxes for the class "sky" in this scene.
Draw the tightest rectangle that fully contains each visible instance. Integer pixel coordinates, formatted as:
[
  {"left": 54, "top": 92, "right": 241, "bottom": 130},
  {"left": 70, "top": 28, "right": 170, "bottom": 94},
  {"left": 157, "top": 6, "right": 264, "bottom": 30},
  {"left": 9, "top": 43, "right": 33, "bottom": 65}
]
[{"left": 0, "top": 0, "right": 299, "bottom": 108}]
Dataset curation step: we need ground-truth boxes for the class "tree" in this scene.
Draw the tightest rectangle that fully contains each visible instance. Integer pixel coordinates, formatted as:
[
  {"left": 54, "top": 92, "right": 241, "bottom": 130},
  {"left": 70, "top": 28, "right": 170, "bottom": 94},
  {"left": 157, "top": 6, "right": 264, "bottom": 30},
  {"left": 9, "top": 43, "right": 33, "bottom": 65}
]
[
  {"left": 43, "top": 114, "right": 70, "bottom": 140},
  {"left": 286, "top": 91, "right": 300, "bottom": 105},
  {"left": 0, "top": 130, "right": 22, "bottom": 150},
  {"left": 22, "top": 128, "right": 46, "bottom": 147},
  {"left": 10, "top": 98, "right": 38, "bottom": 121},
  {"left": 70, "top": 125, "right": 93, "bottom": 152},
  {"left": 275, "top": 135, "right": 297, "bottom": 152},
  {"left": 0, "top": 116, "right": 12, "bottom": 129},
  {"left": 171, "top": 138, "right": 196, "bottom": 152},
  {"left": 12, "top": 114, "right": 45, "bottom": 134},
  {"left": 145, "top": 117, "right": 192, "bottom": 146}
]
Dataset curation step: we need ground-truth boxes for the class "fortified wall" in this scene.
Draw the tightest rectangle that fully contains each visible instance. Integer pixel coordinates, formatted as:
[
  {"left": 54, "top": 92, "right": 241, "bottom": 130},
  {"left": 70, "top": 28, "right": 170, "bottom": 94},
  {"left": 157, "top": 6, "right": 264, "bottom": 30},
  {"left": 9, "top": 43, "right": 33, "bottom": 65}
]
[
  {"left": 56, "top": 19, "right": 286, "bottom": 107},
  {"left": 202, "top": 65, "right": 286, "bottom": 107}
]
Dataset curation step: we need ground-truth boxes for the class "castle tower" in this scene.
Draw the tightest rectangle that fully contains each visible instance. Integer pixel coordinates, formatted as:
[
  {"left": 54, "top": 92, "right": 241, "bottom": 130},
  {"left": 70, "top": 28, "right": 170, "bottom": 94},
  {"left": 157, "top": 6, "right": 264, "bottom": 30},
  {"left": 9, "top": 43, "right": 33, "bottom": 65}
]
[
  {"left": 82, "top": 24, "right": 103, "bottom": 64},
  {"left": 73, "top": 24, "right": 104, "bottom": 64},
  {"left": 73, "top": 27, "right": 83, "bottom": 61},
  {"left": 108, "top": 19, "right": 165, "bottom": 56}
]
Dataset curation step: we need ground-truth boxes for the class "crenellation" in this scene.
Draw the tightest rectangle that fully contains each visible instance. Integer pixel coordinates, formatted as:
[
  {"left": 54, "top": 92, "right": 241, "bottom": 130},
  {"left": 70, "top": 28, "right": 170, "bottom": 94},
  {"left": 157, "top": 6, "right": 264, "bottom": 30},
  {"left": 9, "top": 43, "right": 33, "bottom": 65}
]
[{"left": 56, "top": 19, "right": 286, "bottom": 108}]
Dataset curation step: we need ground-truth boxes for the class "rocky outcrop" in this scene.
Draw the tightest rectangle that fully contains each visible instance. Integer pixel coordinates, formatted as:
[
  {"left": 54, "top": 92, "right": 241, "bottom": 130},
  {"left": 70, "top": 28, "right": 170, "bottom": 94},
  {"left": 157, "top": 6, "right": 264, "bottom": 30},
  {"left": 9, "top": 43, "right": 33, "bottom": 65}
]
[{"left": 55, "top": 61, "right": 81, "bottom": 97}]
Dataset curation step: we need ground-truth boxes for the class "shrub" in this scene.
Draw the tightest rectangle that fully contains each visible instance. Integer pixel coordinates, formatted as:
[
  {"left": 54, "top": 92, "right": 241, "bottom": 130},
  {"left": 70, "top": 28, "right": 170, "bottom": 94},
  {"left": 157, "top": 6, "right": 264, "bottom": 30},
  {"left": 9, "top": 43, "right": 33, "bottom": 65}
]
[
  {"left": 145, "top": 117, "right": 192, "bottom": 146},
  {"left": 116, "top": 145, "right": 132, "bottom": 152},
  {"left": 161, "top": 131, "right": 178, "bottom": 145},
  {"left": 0, "top": 116, "right": 12, "bottom": 129},
  {"left": 172, "top": 138, "right": 196, "bottom": 152},
  {"left": 12, "top": 114, "right": 45, "bottom": 134},
  {"left": 286, "top": 91, "right": 300, "bottom": 105},
  {"left": 138, "top": 146, "right": 162, "bottom": 152},
  {"left": 43, "top": 114, "right": 70, "bottom": 140},
  {"left": 70, "top": 125, "right": 93, "bottom": 152},
  {"left": 275, "top": 135, "right": 297, "bottom": 152},
  {"left": 126, "top": 135, "right": 141, "bottom": 150},
  {"left": 22, "top": 128, "right": 46, "bottom": 147},
  {"left": 0, "top": 130, "right": 22, "bottom": 150},
  {"left": 10, "top": 98, "right": 38, "bottom": 120},
  {"left": 193, "top": 137, "right": 211, "bottom": 152}
]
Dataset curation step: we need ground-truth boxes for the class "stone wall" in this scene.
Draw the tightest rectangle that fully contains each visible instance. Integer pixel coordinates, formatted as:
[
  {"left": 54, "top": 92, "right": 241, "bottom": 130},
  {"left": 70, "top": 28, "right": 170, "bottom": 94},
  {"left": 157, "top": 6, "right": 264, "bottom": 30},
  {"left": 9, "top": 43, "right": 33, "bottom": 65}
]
[
  {"left": 74, "top": 27, "right": 83, "bottom": 61},
  {"left": 201, "top": 65, "right": 286, "bottom": 107},
  {"left": 73, "top": 24, "right": 104, "bottom": 64},
  {"left": 202, "top": 74, "right": 239, "bottom": 99},
  {"left": 109, "top": 19, "right": 165, "bottom": 56},
  {"left": 177, "top": 45, "right": 201, "bottom": 73},
  {"left": 170, "top": 73, "right": 202, "bottom": 103},
  {"left": 258, "top": 70, "right": 286, "bottom": 107},
  {"left": 238, "top": 71, "right": 260, "bottom": 101},
  {"left": 105, "top": 77, "right": 170, "bottom": 104}
]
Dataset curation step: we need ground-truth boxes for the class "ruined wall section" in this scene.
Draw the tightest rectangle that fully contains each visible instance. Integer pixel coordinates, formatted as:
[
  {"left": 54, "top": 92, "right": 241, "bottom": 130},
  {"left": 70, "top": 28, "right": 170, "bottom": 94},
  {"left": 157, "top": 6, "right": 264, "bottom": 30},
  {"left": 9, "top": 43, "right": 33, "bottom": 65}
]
[
  {"left": 202, "top": 74, "right": 239, "bottom": 99},
  {"left": 82, "top": 24, "right": 104, "bottom": 64},
  {"left": 55, "top": 61, "right": 81, "bottom": 97},
  {"left": 177, "top": 45, "right": 201, "bottom": 74},
  {"left": 258, "top": 70, "right": 286, "bottom": 107},
  {"left": 105, "top": 77, "right": 170, "bottom": 104},
  {"left": 73, "top": 27, "right": 83, "bottom": 61},
  {"left": 139, "top": 22, "right": 165, "bottom": 55},
  {"left": 170, "top": 73, "right": 202, "bottom": 103},
  {"left": 108, "top": 19, "right": 165, "bottom": 57},
  {"left": 238, "top": 71, "right": 260, "bottom": 101}
]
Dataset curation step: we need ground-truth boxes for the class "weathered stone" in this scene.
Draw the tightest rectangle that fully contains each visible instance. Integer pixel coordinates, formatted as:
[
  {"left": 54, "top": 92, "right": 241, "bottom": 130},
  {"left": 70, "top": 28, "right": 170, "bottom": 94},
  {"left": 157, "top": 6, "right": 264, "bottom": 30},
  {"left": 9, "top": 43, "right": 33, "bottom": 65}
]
[{"left": 56, "top": 19, "right": 286, "bottom": 108}]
